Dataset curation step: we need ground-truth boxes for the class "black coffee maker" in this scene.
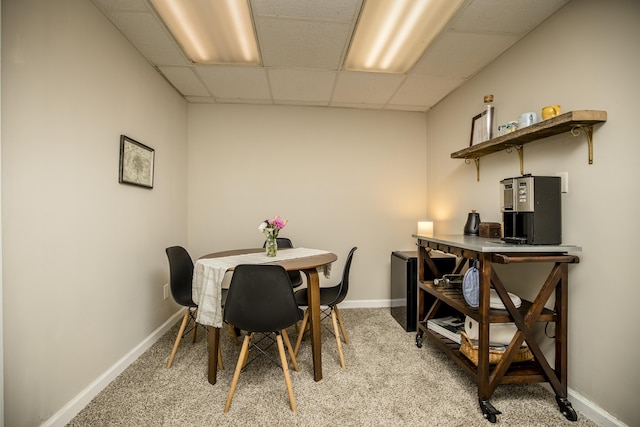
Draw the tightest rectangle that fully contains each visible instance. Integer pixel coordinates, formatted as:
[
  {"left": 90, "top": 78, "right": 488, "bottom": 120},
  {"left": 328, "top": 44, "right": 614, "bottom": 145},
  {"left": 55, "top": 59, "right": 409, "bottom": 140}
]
[{"left": 500, "top": 175, "right": 561, "bottom": 245}]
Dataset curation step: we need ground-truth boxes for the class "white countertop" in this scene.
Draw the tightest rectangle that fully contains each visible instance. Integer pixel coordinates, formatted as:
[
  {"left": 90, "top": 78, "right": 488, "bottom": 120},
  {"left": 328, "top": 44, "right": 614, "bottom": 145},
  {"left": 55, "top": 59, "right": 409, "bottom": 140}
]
[{"left": 412, "top": 234, "right": 581, "bottom": 253}]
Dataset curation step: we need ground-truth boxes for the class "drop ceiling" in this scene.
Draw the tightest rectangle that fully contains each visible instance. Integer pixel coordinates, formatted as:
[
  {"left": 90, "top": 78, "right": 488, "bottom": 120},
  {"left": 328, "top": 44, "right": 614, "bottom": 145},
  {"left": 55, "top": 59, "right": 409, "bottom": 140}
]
[{"left": 92, "top": 0, "right": 570, "bottom": 112}]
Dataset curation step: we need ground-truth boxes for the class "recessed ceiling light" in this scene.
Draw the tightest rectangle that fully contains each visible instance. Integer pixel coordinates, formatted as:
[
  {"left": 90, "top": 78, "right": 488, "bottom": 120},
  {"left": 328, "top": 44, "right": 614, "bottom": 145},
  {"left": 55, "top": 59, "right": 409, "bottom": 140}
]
[
  {"left": 344, "top": 0, "right": 464, "bottom": 73},
  {"left": 150, "top": 0, "right": 261, "bottom": 65}
]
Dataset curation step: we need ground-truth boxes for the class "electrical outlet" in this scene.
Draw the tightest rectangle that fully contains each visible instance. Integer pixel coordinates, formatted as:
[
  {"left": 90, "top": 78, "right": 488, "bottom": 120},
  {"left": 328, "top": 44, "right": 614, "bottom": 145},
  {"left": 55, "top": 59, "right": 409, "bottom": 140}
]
[
  {"left": 556, "top": 172, "right": 569, "bottom": 193},
  {"left": 163, "top": 283, "right": 169, "bottom": 300}
]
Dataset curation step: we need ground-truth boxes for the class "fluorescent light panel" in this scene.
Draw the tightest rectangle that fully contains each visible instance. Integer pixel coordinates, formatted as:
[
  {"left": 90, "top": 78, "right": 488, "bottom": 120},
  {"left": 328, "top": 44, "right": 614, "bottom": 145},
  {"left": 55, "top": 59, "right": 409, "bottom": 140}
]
[
  {"left": 344, "top": 0, "right": 464, "bottom": 73},
  {"left": 150, "top": 0, "right": 261, "bottom": 65}
]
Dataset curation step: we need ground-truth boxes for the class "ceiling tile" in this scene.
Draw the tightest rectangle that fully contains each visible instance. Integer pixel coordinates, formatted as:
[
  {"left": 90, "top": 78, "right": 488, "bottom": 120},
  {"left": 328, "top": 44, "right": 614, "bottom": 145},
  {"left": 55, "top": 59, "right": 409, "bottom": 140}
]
[
  {"left": 389, "top": 76, "right": 465, "bottom": 108},
  {"left": 330, "top": 102, "right": 384, "bottom": 110},
  {"left": 384, "top": 104, "right": 431, "bottom": 112},
  {"left": 333, "top": 72, "right": 405, "bottom": 105},
  {"left": 157, "top": 66, "right": 210, "bottom": 97},
  {"left": 91, "top": 0, "right": 149, "bottom": 12},
  {"left": 274, "top": 99, "right": 330, "bottom": 107},
  {"left": 184, "top": 96, "right": 215, "bottom": 104},
  {"left": 196, "top": 67, "right": 271, "bottom": 101},
  {"left": 93, "top": 0, "right": 570, "bottom": 112},
  {"left": 412, "top": 31, "right": 520, "bottom": 79},
  {"left": 451, "top": 0, "right": 569, "bottom": 35},
  {"left": 251, "top": 0, "right": 362, "bottom": 23},
  {"left": 268, "top": 69, "right": 336, "bottom": 102},
  {"left": 104, "top": 11, "right": 188, "bottom": 66},
  {"left": 215, "top": 97, "right": 273, "bottom": 106},
  {"left": 256, "top": 18, "right": 352, "bottom": 69}
]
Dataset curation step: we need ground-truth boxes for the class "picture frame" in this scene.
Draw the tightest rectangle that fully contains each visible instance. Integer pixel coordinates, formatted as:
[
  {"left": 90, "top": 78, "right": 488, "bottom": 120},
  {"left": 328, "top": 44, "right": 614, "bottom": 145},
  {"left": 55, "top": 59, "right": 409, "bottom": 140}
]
[
  {"left": 119, "top": 135, "right": 155, "bottom": 189},
  {"left": 469, "top": 110, "right": 493, "bottom": 146}
]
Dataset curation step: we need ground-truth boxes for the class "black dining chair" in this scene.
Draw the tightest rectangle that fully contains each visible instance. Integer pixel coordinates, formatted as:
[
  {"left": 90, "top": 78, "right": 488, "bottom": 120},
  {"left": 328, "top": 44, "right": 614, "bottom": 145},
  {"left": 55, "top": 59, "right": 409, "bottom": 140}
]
[
  {"left": 223, "top": 264, "right": 303, "bottom": 413},
  {"left": 262, "top": 237, "right": 304, "bottom": 288},
  {"left": 165, "top": 246, "right": 229, "bottom": 369},
  {"left": 293, "top": 247, "right": 357, "bottom": 369}
]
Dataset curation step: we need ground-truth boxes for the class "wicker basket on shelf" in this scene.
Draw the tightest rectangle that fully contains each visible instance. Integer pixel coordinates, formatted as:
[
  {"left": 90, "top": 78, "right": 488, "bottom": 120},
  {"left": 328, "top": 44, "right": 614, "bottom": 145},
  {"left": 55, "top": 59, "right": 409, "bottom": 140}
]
[{"left": 459, "top": 331, "right": 534, "bottom": 366}]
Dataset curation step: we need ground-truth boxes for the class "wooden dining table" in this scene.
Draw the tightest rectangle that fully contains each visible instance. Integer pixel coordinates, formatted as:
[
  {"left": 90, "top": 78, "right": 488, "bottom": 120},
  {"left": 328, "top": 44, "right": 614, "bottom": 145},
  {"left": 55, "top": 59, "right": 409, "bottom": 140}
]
[{"left": 197, "top": 248, "right": 337, "bottom": 385}]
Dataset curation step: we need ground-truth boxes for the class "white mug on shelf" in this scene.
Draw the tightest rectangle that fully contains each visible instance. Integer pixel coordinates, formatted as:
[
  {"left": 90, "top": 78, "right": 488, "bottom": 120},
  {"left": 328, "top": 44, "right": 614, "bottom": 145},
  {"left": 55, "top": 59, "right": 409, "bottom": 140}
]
[{"left": 518, "top": 112, "right": 538, "bottom": 128}]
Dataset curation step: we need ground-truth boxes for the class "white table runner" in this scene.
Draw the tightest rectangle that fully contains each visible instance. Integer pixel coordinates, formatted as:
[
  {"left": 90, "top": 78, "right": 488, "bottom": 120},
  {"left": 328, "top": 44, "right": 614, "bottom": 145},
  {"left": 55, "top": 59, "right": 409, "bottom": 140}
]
[{"left": 192, "top": 248, "right": 331, "bottom": 327}]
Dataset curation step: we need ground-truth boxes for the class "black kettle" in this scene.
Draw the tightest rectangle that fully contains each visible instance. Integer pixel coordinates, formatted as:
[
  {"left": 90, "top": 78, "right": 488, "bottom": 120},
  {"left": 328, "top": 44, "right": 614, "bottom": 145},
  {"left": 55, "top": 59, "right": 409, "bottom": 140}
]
[{"left": 464, "top": 210, "right": 481, "bottom": 235}]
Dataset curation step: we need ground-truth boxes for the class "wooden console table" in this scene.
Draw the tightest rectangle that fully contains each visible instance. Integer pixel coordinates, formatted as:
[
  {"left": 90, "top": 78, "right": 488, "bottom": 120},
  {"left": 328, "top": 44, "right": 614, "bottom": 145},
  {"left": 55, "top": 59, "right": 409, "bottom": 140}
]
[{"left": 413, "top": 234, "right": 581, "bottom": 423}]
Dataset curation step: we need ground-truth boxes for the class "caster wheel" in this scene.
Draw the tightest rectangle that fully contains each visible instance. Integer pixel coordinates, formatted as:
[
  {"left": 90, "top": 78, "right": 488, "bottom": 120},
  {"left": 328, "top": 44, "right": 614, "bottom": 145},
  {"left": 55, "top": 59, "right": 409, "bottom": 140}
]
[
  {"left": 556, "top": 396, "right": 578, "bottom": 421},
  {"left": 483, "top": 412, "right": 497, "bottom": 423},
  {"left": 479, "top": 400, "right": 501, "bottom": 424},
  {"left": 415, "top": 334, "right": 423, "bottom": 348}
]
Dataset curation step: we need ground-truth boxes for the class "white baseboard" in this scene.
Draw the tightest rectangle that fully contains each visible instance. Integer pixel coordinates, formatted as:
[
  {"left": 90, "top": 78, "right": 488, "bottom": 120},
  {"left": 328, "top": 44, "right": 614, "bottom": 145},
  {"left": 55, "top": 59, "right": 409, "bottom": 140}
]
[
  {"left": 540, "top": 384, "right": 628, "bottom": 427},
  {"left": 569, "top": 388, "right": 628, "bottom": 427},
  {"left": 389, "top": 298, "right": 404, "bottom": 308},
  {"left": 340, "top": 299, "right": 390, "bottom": 309},
  {"left": 41, "top": 309, "right": 185, "bottom": 427}
]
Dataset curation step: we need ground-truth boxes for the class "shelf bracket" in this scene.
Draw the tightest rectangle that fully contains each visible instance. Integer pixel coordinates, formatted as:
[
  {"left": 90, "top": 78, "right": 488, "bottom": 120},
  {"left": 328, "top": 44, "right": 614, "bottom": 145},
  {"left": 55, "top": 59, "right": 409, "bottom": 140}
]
[
  {"left": 465, "top": 157, "right": 480, "bottom": 181},
  {"left": 514, "top": 145, "right": 524, "bottom": 175},
  {"left": 505, "top": 145, "right": 525, "bottom": 175},
  {"left": 570, "top": 125, "right": 594, "bottom": 164}
]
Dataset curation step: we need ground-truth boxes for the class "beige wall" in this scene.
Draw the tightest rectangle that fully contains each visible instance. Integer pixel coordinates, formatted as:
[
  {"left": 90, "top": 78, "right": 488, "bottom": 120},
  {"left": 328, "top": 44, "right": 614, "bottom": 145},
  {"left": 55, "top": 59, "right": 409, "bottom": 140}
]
[
  {"left": 1, "top": 0, "right": 188, "bottom": 425},
  {"left": 425, "top": 0, "right": 639, "bottom": 425},
  {"left": 186, "top": 104, "right": 427, "bottom": 301},
  {"left": 0, "top": 1, "right": 4, "bottom": 423},
  {"left": 2, "top": 0, "right": 638, "bottom": 425}
]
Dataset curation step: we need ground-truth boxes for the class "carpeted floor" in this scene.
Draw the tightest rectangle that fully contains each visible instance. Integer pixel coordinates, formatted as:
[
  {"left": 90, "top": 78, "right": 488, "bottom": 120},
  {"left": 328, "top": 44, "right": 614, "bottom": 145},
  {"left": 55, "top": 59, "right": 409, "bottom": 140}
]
[{"left": 67, "top": 308, "right": 597, "bottom": 426}]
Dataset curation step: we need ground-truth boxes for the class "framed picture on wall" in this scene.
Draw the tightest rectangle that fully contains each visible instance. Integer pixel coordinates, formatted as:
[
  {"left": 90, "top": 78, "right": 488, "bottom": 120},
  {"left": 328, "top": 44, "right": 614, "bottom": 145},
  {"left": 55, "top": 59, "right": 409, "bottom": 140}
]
[
  {"left": 119, "top": 135, "right": 155, "bottom": 189},
  {"left": 469, "top": 105, "right": 494, "bottom": 146}
]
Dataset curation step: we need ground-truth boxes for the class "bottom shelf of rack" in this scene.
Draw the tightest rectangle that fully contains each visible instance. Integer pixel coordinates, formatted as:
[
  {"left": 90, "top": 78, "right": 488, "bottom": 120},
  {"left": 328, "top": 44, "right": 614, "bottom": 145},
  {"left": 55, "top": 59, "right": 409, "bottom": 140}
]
[{"left": 419, "top": 326, "right": 548, "bottom": 385}]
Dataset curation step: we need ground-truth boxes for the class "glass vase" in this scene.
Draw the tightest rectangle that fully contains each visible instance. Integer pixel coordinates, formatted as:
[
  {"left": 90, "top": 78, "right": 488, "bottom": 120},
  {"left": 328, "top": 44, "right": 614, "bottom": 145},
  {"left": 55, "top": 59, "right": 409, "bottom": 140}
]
[{"left": 265, "top": 231, "right": 277, "bottom": 257}]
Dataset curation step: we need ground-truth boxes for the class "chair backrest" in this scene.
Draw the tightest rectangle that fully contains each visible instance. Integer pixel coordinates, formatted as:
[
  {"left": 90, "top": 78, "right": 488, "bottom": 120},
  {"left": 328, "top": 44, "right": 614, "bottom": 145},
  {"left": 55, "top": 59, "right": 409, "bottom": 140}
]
[
  {"left": 334, "top": 247, "right": 358, "bottom": 306},
  {"left": 262, "top": 237, "right": 294, "bottom": 249},
  {"left": 165, "top": 246, "right": 197, "bottom": 308},
  {"left": 262, "top": 237, "right": 303, "bottom": 287},
  {"left": 224, "top": 264, "right": 300, "bottom": 333}
]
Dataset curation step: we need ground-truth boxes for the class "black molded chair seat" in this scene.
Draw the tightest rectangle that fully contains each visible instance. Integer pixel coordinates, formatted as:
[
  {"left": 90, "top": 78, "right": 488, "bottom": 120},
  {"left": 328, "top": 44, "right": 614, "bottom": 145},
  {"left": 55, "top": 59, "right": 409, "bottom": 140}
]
[
  {"left": 223, "top": 264, "right": 303, "bottom": 412},
  {"left": 293, "top": 247, "right": 357, "bottom": 369},
  {"left": 165, "top": 246, "right": 199, "bottom": 369},
  {"left": 293, "top": 285, "right": 341, "bottom": 307},
  {"left": 166, "top": 246, "right": 236, "bottom": 370}
]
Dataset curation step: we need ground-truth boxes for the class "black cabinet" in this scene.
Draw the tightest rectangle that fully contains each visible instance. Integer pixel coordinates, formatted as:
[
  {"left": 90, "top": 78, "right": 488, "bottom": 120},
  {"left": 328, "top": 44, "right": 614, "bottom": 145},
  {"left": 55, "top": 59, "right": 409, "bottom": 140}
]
[{"left": 391, "top": 251, "right": 455, "bottom": 331}]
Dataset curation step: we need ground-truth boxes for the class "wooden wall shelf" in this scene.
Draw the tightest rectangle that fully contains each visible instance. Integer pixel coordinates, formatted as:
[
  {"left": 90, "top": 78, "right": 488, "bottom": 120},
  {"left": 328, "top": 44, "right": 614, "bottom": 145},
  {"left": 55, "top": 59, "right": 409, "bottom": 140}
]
[{"left": 451, "top": 110, "right": 607, "bottom": 180}]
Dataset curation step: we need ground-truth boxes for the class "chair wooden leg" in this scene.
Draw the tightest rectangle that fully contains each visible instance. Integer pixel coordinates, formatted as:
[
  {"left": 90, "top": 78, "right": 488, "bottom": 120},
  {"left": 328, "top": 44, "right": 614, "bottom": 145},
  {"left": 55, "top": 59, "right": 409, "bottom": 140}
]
[
  {"left": 276, "top": 334, "right": 297, "bottom": 412},
  {"left": 167, "top": 310, "right": 190, "bottom": 369},
  {"left": 242, "top": 332, "right": 254, "bottom": 369},
  {"left": 224, "top": 334, "right": 252, "bottom": 413},
  {"left": 191, "top": 309, "right": 198, "bottom": 343},
  {"left": 293, "top": 309, "right": 309, "bottom": 357},
  {"left": 331, "top": 309, "right": 346, "bottom": 369},
  {"left": 227, "top": 322, "right": 240, "bottom": 345},
  {"left": 218, "top": 344, "right": 224, "bottom": 370},
  {"left": 281, "top": 329, "right": 299, "bottom": 372},
  {"left": 334, "top": 305, "right": 349, "bottom": 344}
]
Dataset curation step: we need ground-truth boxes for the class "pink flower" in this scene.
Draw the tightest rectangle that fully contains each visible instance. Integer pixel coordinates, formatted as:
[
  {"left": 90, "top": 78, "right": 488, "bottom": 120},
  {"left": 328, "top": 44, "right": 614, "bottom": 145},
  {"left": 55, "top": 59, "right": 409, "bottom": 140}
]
[
  {"left": 258, "top": 215, "right": 288, "bottom": 232},
  {"left": 272, "top": 217, "right": 286, "bottom": 229}
]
